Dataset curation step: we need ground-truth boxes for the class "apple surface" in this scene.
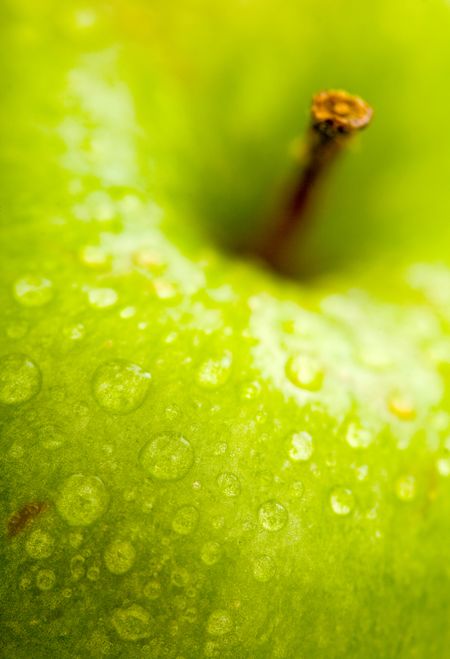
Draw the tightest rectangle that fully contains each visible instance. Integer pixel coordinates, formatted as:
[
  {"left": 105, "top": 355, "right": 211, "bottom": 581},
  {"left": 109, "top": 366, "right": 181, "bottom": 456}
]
[{"left": 1, "top": 1, "right": 450, "bottom": 658}]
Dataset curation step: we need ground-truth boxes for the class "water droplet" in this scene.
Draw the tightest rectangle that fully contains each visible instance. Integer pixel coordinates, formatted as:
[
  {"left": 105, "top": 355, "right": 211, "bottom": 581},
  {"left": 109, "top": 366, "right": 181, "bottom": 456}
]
[
  {"left": 143, "top": 580, "right": 161, "bottom": 600},
  {"left": 70, "top": 555, "right": 85, "bottom": 580},
  {"left": 87, "top": 287, "right": 118, "bottom": 309},
  {"left": 388, "top": 394, "right": 416, "bottom": 421},
  {"left": 217, "top": 472, "right": 241, "bottom": 497},
  {"left": 69, "top": 531, "right": 83, "bottom": 548},
  {"left": 291, "top": 481, "right": 304, "bottom": 498},
  {"left": 200, "top": 541, "right": 222, "bottom": 566},
  {"left": 285, "top": 355, "right": 323, "bottom": 391},
  {"left": 258, "top": 500, "right": 288, "bottom": 531},
  {"left": 330, "top": 487, "right": 355, "bottom": 516},
  {"left": 172, "top": 506, "right": 199, "bottom": 535},
  {"left": 239, "top": 381, "right": 261, "bottom": 400},
  {"left": 39, "top": 424, "right": 66, "bottom": 450},
  {"left": 25, "top": 530, "right": 54, "bottom": 559},
  {"left": 139, "top": 432, "right": 194, "bottom": 481},
  {"left": 112, "top": 604, "right": 151, "bottom": 641},
  {"left": 0, "top": 353, "right": 41, "bottom": 405},
  {"left": 252, "top": 554, "right": 276, "bottom": 582},
  {"left": 437, "top": 457, "right": 450, "bottom": 477},
  {"left": 288, "top": 431, "right": 313, "bottom": 461},
  {"left": 171, "top": 567, "right": 190, "bottom": 588},
  {"left": 36, "top": 569, "right": 56, "bottom": 591},
  {"left": 104, "top": 540, "right": 136, "bottom": 574},
  {"left": 5, "top": 320, "right": 28, "bottom": 340},
  {"left": 119, "top": 306, "right": 136, "bottom": 319},
  {"left": 92, "top": 360, "right": 151, "bottom": 414},
  {"left": 80, "top": 245, "right": 110, "bottom": 269},
  {"left": 13, "top": 276, "right": 53, "bottom": 307},
  {"left": 56, "top": 474, "right": 109, "bottom": 526},
  {"left": 87, "top": 566, "right": 100, "bottom": 581},
  {"left": 207, "top": 610, "right": 233, "bottom": 636},
  {"left": 63, "top": 323, "right": 85, "bottom": 341},
  {"left": 153, "top": 279, "right": 178, "bottom": 300},
  {"left": 395, "top": 475, "right": 416, "bottom": 501},
  {"left": 196, "top": 353, "right": 232, "bottom": 390},
  {"left": 346, "top": 423, "right": 373, "bottom": 449},
  {"left": 133, "top": 249, "right": 166, "bottom": 273}
]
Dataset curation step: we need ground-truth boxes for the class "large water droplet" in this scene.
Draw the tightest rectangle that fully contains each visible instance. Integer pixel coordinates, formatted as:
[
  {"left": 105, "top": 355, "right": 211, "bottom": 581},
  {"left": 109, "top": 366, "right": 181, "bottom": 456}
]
[
  {"left": 104, "top": 540, "right": 136, "bottom": 574},
  {"left": 330, "top": 487, "right": 355, "bottom": 516},
  {"left": 0, "top": 353, "right": 41, "bottom": 405},
  {"left": 252, "top": 554, "right": 276, "bottom": 582},
  {"left": 13, "top": 276, "right": 53, "bottom": 307},
  {"left": 25, "top": 530, "right": 54, "bottom": 559},
  {"left": 285, "top": 355, "right": 323, "bottom": 391},
  {"left": 288, "top": 431, "right": 313, "bottom": 461},
  {"left": 112, "top": 604, "right": 151, "bottom": 641},
  {"left": 196, "top": 353, "right": 232, "bottom": 389},
  {"left": 258, "top": 500, "right": 288, "bottom": 531},
  {"left": 56, "top": 474, "right": 109, "bottom": 526},
  {"left": 207, "top": 610, "right": 233, "bottom": 636},
  {"left": 172, "top": 506, "right": 199, "bottom": 535},
  {"left": 217, "top": 472, "right": 241, "bottom": 497},
  {"left": 92, "top": 360, "right": 151, "bottom": 414},
  {"left": 139, "top": 432, "right": 194, "bottom": 481}
]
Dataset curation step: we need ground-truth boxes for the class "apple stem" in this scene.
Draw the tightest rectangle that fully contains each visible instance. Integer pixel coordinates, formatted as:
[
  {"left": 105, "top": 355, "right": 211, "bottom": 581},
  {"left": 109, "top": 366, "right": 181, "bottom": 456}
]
[{"left": 252, "top": 90, "right": 373, "bottom": 275}]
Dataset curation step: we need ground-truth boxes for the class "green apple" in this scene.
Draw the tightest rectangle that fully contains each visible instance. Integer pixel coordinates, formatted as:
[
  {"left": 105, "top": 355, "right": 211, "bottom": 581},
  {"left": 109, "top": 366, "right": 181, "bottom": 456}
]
[{"left": 1, "top": 1, "right": 450, "bottom": 658}]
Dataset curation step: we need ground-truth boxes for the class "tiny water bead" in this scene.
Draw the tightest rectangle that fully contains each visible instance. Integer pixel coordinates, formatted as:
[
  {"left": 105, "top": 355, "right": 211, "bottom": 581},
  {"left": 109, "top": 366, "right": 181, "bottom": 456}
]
[
  {"left": 36, "top": 569, "right": 56, "bottom": 591},
  {"left": 0, "top": 353, "right": 41, "bottom": 405},
  {"left": 5, "top": 320, "right": 28, "bottom": 340},
  {"left": 288, "top": 431, "right": 313, "bottom": 461},
  {"left": 139, "top": 432, "right": 194, "bottom": 481},
  {"left": 87, "top": 287, "right": 118, "bottom": 308},
  {"left": 330, "top": 487, "right": 355, "bottom": 516},
  {"left": 285, "top": 355, "right": 323, "bottom": 391},
  {"left": 25, "top": 529, "right": 55, "bottom": 559},
  {"left": 207, "top": 610, "right": 233, "bottom": 636},
  {"left": 143, "top": 580, "right": 162, "bottom": 600},
  {"left": 217, "top": 472, "right": 241, "bottom": 497},
  {"left": 346, "top": 423, "right": 373, "bottom": 449},
  {"left": 172, "top": 506, "right": 199, "bottom": 535},
  {"left": 395, "top": 475, "right": 416, "bottom": 501},
  {"left": 112, "top": 604, "right": 151, "bottom": 641},
  {"left": 13, "top": 275, "right": 53, "bottom": 307},
  {"left": 291, "top": 481, "right": 305, "bottom": 498},
  {"left": 200, "top": 542, "right": 222, "bottom": 566},
  {"left": 92, "top": 360, "right": 151, "bottom": 414},
  {"left": 252, "top": 554, "right": 276, "bottom": 583},
  {"left": 258, "top": 500, "right": 288, "bottom": 531},
  {"left": 196, "top": 353, "right": 232, "bottom": 389},
  {"left": 56, "top": 474, "right": 109, "bottom": 526},
  {"left": 388, "top": 393, "right": 416, "bottom": 421},
  {"left": 63, "top": 323, "right": 86, "bottom": 341},
  {"left": 104, "top": 540, "right": 136, "bottom": 574},
  {"left": 437, "top": 456, "right": 450, "bottom": 477},
  {"left": 171, "top": 567, "right": 191, "bottom": 588}
]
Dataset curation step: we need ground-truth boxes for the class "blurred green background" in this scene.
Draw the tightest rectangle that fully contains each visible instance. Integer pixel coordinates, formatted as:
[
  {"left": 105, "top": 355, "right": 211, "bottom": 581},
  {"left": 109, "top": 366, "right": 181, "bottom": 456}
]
[{"left": 1, "top": 0, "right": 450, "bottom": 278}]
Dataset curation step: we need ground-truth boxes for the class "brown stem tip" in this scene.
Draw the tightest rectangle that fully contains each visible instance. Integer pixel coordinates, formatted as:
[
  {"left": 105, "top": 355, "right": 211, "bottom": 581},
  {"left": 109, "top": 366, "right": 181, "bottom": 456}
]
[
  {"left": 252, "top": 90, "right": 373, "bottom": 275},
  {"left": 312, "top": 90, "right": 373, "bottom": 136}
]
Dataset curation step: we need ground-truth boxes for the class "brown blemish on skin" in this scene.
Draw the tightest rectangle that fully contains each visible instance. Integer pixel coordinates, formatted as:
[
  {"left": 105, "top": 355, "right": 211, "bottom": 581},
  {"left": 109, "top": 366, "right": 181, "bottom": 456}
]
[{"left": 7, "top": 501, "right": 50, "bottom": 538}]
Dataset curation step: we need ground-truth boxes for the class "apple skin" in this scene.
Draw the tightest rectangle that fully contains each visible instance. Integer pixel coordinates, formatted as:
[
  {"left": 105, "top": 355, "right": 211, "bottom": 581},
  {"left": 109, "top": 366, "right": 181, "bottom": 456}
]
[{"left": 1, "top": 1, "right": 450, "bottom": 658}]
